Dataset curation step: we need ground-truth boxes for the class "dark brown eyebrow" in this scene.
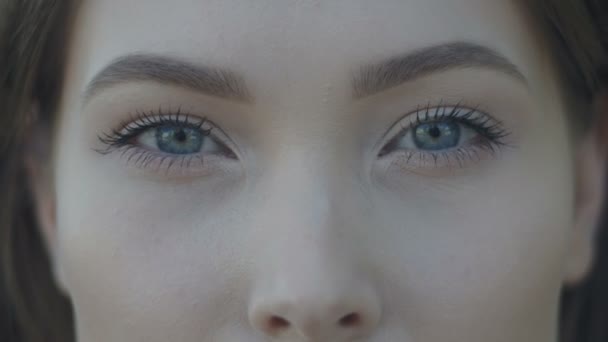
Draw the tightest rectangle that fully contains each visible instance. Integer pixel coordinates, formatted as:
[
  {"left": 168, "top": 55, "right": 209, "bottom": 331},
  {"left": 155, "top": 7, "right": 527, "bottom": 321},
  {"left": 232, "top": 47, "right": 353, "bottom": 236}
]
[
  {"left": 352, "top": 41, "right": 527, "bottom": 99},
  {"left": 84, "top": 54, "right": 252, "bottom": 102}
]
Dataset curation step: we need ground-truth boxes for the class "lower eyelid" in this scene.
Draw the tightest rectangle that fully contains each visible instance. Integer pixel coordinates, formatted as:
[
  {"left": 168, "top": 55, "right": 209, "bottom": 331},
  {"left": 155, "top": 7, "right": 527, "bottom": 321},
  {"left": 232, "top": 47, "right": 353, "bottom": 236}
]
[
  {"left": 379, "top": 142, "right": 500, "bottom": 175},
  {"left": 106, "top": 146, "right": 238, "bottom": 179}
]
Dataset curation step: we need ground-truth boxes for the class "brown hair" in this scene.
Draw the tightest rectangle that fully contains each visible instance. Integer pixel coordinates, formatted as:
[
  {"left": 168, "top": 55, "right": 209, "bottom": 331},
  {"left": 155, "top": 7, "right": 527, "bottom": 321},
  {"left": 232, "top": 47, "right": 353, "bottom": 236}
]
[{"left": 0, "top": 1, "right": 607, "bottom": 341}]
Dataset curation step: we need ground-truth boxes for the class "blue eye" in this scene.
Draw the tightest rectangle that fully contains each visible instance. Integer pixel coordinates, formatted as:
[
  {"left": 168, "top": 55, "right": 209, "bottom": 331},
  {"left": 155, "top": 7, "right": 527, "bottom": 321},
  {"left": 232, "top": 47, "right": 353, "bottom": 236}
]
[
  {"left": 377, "top": 105, "right": 511, "bottom": 167},
  {"left": 136, "top": 123, "right": 225, "bottom": 156},
  {"left": 155, "top": 126, "right": 204, "bottom": 154},
  {"left": 96, "top": 111, "right": 239, "bottom": 175},
  {"left": 413, "top": 121, "right": 461, "bottom": 150},
  {"left": 384, "top": 119, "right": 474, "bottom": 154},
  {"left": 96, "top": 111, "right": 232, "bottom": 158}
]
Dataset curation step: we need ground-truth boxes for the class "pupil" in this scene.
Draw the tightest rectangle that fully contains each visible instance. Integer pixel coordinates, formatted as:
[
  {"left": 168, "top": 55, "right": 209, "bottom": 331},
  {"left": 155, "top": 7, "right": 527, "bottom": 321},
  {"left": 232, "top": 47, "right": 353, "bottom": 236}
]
[
  {"left": 174, "top": 129, "right": 187, "bottom": 142},
  {"left": 428, "top": 125, "right": 442, "bottom": 138}
]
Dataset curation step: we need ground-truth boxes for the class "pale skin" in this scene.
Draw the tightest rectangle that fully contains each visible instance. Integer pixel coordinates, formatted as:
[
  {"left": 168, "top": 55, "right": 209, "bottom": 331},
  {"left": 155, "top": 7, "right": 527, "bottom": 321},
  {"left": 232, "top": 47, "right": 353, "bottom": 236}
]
[{"left": 28, "top": 0, "right": 607, "bottom": 341}]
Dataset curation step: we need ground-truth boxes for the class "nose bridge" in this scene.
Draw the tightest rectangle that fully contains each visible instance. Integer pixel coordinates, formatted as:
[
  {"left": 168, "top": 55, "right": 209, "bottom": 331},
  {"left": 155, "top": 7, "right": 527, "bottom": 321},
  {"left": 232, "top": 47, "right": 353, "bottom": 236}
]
[
  {"left": 256, "top": 149, "right": 358, "bottom": 267},
  {"left": 261, "top": 147, "right": 338, "bottom": 229},
  {"left": 248, "top": 152, "right": 381, "bottom": 340}
]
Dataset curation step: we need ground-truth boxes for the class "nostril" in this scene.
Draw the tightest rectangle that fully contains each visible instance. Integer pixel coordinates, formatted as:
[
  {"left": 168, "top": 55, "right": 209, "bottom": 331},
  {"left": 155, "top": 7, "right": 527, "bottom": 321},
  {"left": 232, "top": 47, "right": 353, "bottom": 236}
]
[
  {"left": 268, "top": 315, "right": 290, "bottom": 330},
  {"left": 338, "top": 312, "right": 361, "bottom": 327}
]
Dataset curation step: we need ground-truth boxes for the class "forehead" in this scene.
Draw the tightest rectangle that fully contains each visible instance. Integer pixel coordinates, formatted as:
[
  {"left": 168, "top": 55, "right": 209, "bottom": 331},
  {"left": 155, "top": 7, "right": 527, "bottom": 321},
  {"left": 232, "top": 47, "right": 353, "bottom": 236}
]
[{"left": 71, "top": 0, "right": 542, "bottom": 95}]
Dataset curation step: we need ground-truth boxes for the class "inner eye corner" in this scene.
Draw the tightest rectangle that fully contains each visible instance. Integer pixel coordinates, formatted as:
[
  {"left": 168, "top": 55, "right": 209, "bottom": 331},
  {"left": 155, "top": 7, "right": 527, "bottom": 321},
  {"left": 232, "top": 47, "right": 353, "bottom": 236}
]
[{"left": 220, "top": 142, "right": 239, "bottom": 160}]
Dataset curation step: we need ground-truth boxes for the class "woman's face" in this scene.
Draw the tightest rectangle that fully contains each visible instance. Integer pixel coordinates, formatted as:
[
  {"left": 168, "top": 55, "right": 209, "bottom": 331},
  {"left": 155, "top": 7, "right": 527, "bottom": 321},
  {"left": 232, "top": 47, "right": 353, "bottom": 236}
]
[{"left": 45, "top": 0, "right": 599, "bottom": 341}]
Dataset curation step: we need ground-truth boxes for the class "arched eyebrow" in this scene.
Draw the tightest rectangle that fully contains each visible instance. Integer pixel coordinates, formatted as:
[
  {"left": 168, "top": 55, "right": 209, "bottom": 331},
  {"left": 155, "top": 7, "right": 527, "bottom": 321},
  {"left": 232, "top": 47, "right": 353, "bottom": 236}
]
[
  {"left": 83, "top": 54, "right": 253, "bottom": 103},
  {"left": 83, "top": 42, "right": 526, "bottom": 104},
  {"left": 352, "top": 41, "right": 528, "bottom": 99}
]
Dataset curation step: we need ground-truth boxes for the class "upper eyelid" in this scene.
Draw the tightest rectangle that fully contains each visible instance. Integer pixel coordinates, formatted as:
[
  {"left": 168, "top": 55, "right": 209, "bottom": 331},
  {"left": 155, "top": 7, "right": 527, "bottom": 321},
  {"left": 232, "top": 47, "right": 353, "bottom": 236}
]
[
  {"left": 397, "top": 104, "right": 504, "bottom": 132},
  {"left": 410, "top": 104, "right": 486, "bottom": 122},
  {"left": 119, "top": 109, "right": 207, "bottom": 131},
  {"left": 99, "top": 111, "right": 208, "bottom": 148}
]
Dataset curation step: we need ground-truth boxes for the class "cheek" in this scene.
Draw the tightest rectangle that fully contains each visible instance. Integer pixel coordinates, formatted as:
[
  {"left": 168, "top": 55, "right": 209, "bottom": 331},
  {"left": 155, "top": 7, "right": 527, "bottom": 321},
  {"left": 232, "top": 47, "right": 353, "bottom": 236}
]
[{"left": 54, "top": 163, "right": 251, "bottom": 339}]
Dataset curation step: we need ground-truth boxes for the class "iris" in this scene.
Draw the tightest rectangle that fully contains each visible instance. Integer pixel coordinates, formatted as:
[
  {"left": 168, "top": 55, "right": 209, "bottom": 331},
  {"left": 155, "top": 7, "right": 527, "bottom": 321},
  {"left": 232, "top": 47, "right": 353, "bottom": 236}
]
[
  {"left": 413, "top": 121, "right": 461, "bottom": 150},
  {"left": 155, "top": 126, "right": 204, "bottom": 154}
]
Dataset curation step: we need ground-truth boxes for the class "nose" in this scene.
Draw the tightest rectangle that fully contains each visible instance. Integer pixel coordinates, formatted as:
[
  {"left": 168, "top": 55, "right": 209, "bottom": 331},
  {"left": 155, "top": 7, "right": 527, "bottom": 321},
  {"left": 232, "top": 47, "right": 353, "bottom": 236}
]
[
  {"left": 247, "top": 202, "right": 382, "bottom": 340},
  {"left": 247, "top": 153, "right": 382, "bottom": 340},
  {"left": 249, "top": 282, "right": 381, "bottom": 340}
]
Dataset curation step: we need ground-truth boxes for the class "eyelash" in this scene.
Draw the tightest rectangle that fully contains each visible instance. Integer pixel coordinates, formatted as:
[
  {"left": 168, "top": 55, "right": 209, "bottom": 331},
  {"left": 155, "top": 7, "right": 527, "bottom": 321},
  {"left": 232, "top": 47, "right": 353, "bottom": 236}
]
[
  {"left": 378, "top": 102, "right": 512, "bottom": 168},
  {"left": 97, "top": 108, "right": 207, "bottom": 148},
  {"left": 96, "top": 108, "right": 232, "bottom": 173}
]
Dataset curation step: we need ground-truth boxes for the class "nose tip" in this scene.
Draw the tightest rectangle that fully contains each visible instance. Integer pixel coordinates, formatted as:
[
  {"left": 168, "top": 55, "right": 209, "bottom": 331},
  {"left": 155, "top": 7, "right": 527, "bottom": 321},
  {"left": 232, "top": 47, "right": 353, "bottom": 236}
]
[{"left": 249, "top": 291, "right": 381, "bottom": 340}]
